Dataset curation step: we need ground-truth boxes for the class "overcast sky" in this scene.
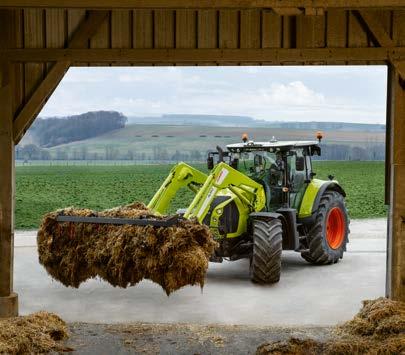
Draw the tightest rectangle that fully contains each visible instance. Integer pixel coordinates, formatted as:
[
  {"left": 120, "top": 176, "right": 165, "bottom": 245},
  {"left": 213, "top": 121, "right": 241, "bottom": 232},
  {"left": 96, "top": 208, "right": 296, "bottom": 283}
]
[{"left": 41, "top": 66, "right": 388, "bottom": 124}]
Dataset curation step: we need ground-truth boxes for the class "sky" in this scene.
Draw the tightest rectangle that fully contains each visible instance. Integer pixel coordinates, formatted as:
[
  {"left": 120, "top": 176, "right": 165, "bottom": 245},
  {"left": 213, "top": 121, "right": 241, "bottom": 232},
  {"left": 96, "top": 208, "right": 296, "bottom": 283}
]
[{"left": 41, "top": 66, "right": 388, "bottom": 124}]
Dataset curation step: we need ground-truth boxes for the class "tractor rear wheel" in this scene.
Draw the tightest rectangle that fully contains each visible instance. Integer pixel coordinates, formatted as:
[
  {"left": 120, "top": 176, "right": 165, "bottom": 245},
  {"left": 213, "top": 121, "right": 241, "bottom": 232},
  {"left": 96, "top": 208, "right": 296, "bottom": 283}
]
[
  {"left": 251, "top": 219, "right": 283, "bottom": 283},
  {"left": 301, "top": 190, "right": 349, "bottom": 265}
]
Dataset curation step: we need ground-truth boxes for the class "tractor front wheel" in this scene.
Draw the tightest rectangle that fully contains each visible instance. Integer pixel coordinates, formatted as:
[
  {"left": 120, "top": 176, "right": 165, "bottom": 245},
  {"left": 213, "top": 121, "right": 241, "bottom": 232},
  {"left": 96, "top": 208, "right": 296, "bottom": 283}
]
[
  {"left": 301, "top": 190, "right": 349, "bottom": 264},
  {"left": 251, "top": 219, "right": 283, "bottom": 284}
]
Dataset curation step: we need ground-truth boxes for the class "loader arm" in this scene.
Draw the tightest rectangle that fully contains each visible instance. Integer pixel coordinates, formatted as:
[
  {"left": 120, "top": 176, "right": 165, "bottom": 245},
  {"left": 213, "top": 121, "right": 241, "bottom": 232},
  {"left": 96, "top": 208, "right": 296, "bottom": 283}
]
[
  {"left": 184, "top": 162, "right": 266, "bottom": 223},
  {"left": 147, "top": 162, "right": 208, "bottom": 215}
]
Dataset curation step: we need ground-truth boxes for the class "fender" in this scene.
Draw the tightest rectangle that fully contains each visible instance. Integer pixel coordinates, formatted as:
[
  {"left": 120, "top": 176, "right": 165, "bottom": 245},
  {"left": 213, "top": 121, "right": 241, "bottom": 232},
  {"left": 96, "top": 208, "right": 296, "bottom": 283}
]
[
  {"left": 298, "top": 179, "right": 346, "bottom": 221},
  {"left": 250, "top": 210, "right": 299, "bottom": 250},
  {"left": 249, "top": 212, "right": 282, "bottom": 221}
]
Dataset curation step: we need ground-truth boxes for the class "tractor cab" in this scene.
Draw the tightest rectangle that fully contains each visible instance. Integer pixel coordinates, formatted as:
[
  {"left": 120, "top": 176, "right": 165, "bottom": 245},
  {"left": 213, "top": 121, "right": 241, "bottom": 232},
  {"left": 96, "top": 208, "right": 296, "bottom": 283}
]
[{"left": 208, "top": 137, "right": 321, "bottom": 212}]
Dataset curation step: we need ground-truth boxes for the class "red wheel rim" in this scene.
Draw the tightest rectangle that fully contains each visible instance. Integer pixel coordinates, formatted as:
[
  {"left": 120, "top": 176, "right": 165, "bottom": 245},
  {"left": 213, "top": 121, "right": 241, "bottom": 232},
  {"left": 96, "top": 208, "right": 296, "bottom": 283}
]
[{"left": 326, "top": 207, "right": 345, "bottom": 249}]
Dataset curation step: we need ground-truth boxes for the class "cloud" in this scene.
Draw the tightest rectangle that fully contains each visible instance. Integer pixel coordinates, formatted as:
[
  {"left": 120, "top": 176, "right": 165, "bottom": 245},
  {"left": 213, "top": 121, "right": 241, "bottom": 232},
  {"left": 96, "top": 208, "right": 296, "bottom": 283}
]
[
  {"left": 40, "top": 66, "right": 387, "bottom": 124},
  {"left": 265, "top": 81, "right": 325, "bottom": 106}
]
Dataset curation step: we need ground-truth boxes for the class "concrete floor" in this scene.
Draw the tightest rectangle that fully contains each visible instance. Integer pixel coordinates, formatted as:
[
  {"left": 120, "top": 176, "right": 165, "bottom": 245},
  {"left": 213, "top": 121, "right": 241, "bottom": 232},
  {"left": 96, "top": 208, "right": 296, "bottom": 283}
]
[{"left": 14, "top": 218, "right": 387, "bottom": 327}]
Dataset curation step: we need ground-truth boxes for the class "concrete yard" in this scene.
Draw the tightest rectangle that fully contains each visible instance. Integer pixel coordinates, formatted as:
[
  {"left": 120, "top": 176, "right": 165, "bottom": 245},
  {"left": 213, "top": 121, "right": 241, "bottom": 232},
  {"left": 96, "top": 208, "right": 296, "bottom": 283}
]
[{"left": 14, "top": 218, "right": 387, "bottom": 327}]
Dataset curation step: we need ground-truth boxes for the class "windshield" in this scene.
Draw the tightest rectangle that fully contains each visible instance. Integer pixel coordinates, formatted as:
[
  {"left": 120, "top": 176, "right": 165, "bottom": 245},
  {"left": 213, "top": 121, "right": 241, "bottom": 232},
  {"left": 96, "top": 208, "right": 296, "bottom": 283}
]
[{"left": 232, "top": 151, "right": 278, "bottom": 175}]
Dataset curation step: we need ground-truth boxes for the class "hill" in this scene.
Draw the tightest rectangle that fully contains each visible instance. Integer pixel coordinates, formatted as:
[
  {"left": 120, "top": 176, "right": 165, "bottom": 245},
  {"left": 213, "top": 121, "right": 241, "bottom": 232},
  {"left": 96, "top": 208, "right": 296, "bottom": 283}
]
[
  {"left": 128, "top": 114, "right": 386, "bottom": 132},
  {"left": 45, "top": 123, "right": 385, "bottom": 161}
]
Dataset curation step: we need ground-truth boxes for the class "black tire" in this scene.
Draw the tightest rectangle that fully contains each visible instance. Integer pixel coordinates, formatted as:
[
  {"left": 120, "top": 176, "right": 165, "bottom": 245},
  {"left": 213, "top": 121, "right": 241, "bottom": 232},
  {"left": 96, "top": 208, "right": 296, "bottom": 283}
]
[
  {"left": 301, "top": 190, "right": 349, "bottom": 265},
  {"left": 251, "top": 219, "right": 283, "bottom": 283}
]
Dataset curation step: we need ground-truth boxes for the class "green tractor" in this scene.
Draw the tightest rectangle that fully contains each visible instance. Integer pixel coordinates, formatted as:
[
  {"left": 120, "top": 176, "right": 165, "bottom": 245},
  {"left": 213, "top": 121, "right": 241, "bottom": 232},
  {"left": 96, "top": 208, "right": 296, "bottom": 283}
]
[{"left": 148, "top": 134, "right": 350, "bottom": 283}]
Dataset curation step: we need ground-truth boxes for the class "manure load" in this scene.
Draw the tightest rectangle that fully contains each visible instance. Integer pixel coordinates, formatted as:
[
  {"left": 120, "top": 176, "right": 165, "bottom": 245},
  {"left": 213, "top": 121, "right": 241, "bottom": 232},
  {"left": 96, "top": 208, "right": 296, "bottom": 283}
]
[{"left": 38, "top": 203, "right": 216, "bottom": 295}]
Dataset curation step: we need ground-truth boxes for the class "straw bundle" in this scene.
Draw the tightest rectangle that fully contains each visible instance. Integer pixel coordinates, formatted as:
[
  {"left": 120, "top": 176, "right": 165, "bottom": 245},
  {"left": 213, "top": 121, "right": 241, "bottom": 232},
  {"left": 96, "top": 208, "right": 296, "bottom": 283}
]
[{"left": 37, "top": 203, "right": 217, "bottom": 295}]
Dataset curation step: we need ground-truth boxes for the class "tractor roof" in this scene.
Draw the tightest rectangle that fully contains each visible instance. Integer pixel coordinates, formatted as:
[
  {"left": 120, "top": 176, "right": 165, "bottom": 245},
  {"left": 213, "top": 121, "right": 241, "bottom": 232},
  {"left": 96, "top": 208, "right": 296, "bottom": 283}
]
[{"left": 226, "top": 140, "right": 319, "bottom": 152}]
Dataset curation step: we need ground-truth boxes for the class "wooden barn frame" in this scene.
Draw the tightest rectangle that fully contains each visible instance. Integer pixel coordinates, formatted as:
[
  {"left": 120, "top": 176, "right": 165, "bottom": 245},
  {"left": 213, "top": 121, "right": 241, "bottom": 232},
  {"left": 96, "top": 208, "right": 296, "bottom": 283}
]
[{"left": 0, "top": 1, "right": 404, "bottom": 317}]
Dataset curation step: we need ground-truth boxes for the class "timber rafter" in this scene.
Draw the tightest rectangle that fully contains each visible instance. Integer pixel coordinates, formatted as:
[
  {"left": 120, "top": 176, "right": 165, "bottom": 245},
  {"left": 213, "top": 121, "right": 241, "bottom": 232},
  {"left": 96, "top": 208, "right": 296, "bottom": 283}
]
[
  {"left": 0, "top": 0, "right": 405, "bottom": 9},
  {"left": 1, "top": 47, "right": 405, "bottom": 64}
]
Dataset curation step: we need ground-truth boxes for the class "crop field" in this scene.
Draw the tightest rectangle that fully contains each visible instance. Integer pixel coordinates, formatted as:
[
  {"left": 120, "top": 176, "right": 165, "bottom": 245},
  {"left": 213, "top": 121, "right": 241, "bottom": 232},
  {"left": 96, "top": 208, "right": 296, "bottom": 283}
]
[{"left": 15, "top": 161, "right": 386, "bottom": 229}]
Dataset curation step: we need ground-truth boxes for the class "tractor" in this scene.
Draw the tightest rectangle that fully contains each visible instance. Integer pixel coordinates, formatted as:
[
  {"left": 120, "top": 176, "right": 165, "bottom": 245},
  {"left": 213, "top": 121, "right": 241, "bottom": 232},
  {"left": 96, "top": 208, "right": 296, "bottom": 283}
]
[{"left": 147, "top": 133, "right": 350, "bottom": 283}]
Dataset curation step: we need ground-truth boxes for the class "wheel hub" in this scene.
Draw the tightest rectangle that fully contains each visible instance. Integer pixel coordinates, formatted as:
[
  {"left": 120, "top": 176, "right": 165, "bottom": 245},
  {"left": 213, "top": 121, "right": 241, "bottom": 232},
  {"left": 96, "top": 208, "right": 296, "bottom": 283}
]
[{"left": 326, "top": 207, "right": 345, "bottom": 249}]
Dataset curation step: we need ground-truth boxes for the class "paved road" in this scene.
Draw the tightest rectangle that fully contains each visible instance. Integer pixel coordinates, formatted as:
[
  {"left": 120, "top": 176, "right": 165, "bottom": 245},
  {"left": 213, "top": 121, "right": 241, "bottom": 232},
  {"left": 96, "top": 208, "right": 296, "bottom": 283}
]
[{"left": 14, "top": 218, "right": 387, "bottom": 326}]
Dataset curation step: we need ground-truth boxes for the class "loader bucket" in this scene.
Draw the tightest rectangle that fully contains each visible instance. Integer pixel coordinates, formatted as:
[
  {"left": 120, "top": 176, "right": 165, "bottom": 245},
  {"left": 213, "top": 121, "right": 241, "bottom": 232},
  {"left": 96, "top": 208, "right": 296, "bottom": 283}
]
[{"left": 37, "top": 203, "right": 217, "bottom": 295}]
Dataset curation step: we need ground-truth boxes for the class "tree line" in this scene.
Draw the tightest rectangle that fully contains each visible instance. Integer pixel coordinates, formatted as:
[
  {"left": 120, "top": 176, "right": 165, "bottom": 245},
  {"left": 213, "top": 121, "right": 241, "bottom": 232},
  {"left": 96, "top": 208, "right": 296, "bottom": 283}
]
[
  {"left": 15, "top": 143, "right": 385, "bottom": 162},
  {"left": 30, "top": 111, "right": 127, "bottom": 147}
]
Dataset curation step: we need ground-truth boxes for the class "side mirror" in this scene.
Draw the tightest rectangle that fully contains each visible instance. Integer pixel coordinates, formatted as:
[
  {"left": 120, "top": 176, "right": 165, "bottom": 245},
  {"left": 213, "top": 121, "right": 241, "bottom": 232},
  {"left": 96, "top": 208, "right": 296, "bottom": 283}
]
[
  {"left": 311, "top": 146, "right": 321, "bottom": 156},
  {"left": 207, "top": 156, "right": 214, "bottom": 170},
  {"left": 296, "top": 156, "right": 305, "bottom": 171}
]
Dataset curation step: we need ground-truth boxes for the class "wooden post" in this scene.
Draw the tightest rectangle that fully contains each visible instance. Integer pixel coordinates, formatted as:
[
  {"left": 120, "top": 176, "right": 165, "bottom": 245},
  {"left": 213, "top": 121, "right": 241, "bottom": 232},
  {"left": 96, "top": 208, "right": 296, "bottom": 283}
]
[
  {"left": 0, "top": 63, "right": 18, "bottom": 317},
  {"left": 386, "top": 64, "right": 405, "bottom": 301}
]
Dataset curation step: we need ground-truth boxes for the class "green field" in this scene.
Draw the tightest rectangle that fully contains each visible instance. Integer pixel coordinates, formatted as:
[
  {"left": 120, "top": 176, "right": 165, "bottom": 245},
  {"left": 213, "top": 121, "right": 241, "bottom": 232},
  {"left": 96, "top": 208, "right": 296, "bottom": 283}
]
[{"left": 15, "top": 161, "right": 386, "bottom": 229}]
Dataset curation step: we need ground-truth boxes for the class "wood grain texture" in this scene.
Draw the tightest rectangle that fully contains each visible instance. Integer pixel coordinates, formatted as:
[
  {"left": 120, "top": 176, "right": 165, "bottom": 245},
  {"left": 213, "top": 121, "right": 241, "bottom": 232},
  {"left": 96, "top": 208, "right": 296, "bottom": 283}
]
[
  {"left": 1, "top": 0, "right": 405, "bottom": 9},
  {"left": 154, "top": 10, "right": 174, "bottom": 49},
  {"left": 219, "top": 9, "right": 239, "bottom": 49},
  {"left": 393, "top": 10, "right": 405, "bottom": 47},
  {"left": 0, "top": 82, "right": 14, "bottom": 298},
  {"left": 45, "top": 9, "right": 65, "bottom": 71},
  {"left": 176, "top": 9, "right": 197, "bottom": 49},
  {"left": 24, "top": 9, "right": 45, "bottom": 101},
  {"left": 198, "top": 10, "right": 218, "bottom": 50},
  {"left": 111, "top": 10, "right": 132, "bottom": 65},
  {"left": 240, "top": 10, "right": 260, "bottom": 49},
  {"left": 262, "top": 11, "right": 281, "bottom": 48},
  {"left": 386, "top": 66, "right": 405, "bottom": 302},
  {"left": 133, "top": 9, "right": 153, "bottom": 49},
  {"left": 296, "top": 15, "right": 325, "bottom": 49}
]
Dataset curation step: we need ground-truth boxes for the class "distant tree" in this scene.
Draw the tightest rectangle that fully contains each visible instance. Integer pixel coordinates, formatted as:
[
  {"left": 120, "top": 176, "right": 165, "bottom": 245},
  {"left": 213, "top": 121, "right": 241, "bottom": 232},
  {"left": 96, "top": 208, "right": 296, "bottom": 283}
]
[
  {"left": 40, "top": 150, "right": 51, "bottom": 160},
  {"left": 351, "top": 146, "right": 368, "bottom": 161},
  {"left": 79, "top": 146, "right": 88, "bottom": 160},
  {"left": 15, "top": 146, "right": 23, "bottom": 160},
  {"left": 127, "top": 149, "right": 135, "bottom": 160},
  {"left": 105, "top": 145, "right": 119, "bottom": 160},
  {"left": 30, "top": 111, "right": 128, "bottom": 148},
  {"left": 72, "top": 149, "right": 80, "bottom": 160},
  {"left": 56, "top": 149, "right": 68, "bottom": 160},
  {"left": 190, "top": 150, "right": 202, "bottom": 161},
  {"left": 21, "top": 144, "right": 41, "bottom": 160}
]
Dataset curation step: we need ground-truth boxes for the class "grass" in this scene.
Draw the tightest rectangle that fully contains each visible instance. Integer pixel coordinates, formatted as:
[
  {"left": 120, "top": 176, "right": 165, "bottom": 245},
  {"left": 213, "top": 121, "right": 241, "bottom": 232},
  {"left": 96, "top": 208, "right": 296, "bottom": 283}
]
[{"left": 15, "top": 161, "right": 386, "bottom": 229}]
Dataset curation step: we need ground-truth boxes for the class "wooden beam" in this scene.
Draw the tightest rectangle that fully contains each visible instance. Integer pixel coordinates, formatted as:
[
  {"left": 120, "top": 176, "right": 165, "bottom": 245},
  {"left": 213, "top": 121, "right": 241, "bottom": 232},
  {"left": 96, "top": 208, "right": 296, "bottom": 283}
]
[
  {"left": 0, "top": 0, "right": 405, "bottom": 9},
  {"left": 357, "top": 10, "right": 405, "bottom": 81},
  {"left": 386, "top": 65, "right": 405, "bottom": 302},
  {"left": 357, "top": 10, "right": 394, "bottom": 47},
  {"left": 394, "top": 60, "right": 405, "bottom": 81},
  {"left": 272, "top": 8, "right": 303, "bottom": 16},
  {"left": 12, "top": 10, "right": 109, "bottom": 143},
  {"left": 2, "top": 47, "right": 405, "bottom": 64},
  {"left": 0, "top": 66, "right": 18, "bottom": 317}
]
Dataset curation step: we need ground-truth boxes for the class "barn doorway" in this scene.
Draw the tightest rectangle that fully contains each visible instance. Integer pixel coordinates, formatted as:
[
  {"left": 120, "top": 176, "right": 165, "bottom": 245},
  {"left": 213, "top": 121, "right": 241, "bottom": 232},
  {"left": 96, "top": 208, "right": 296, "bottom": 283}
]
[{"left": 14, "top": 65, "right": 388, "bottom": 325}]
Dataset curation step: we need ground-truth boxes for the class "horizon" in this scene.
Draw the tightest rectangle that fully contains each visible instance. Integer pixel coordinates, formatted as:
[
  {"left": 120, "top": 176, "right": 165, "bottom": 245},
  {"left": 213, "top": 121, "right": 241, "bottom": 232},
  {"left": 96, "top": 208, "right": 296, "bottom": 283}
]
[{"left": 37, "top": 111, "right": 387, "bottom": 127}]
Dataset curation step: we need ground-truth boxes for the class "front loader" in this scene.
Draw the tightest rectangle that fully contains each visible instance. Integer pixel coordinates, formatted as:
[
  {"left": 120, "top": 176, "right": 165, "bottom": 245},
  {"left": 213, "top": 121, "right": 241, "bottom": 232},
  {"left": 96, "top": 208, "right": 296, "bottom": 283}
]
[{"left": 52, "top": 133, "right": 350, "bottom": 284}]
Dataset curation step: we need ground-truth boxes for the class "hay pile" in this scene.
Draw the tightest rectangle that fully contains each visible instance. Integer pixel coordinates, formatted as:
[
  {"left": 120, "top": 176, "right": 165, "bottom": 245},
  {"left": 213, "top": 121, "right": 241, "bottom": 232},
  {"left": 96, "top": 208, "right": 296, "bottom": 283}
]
[
  {"left": 0, "top": 312, "right": 70, "bottom": 354},
  {"left": 37, "top": 203, "right": 217, "bottom": 295},
  {"left": 257, "top": 297, "right": 405, "bottom": 355}
]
